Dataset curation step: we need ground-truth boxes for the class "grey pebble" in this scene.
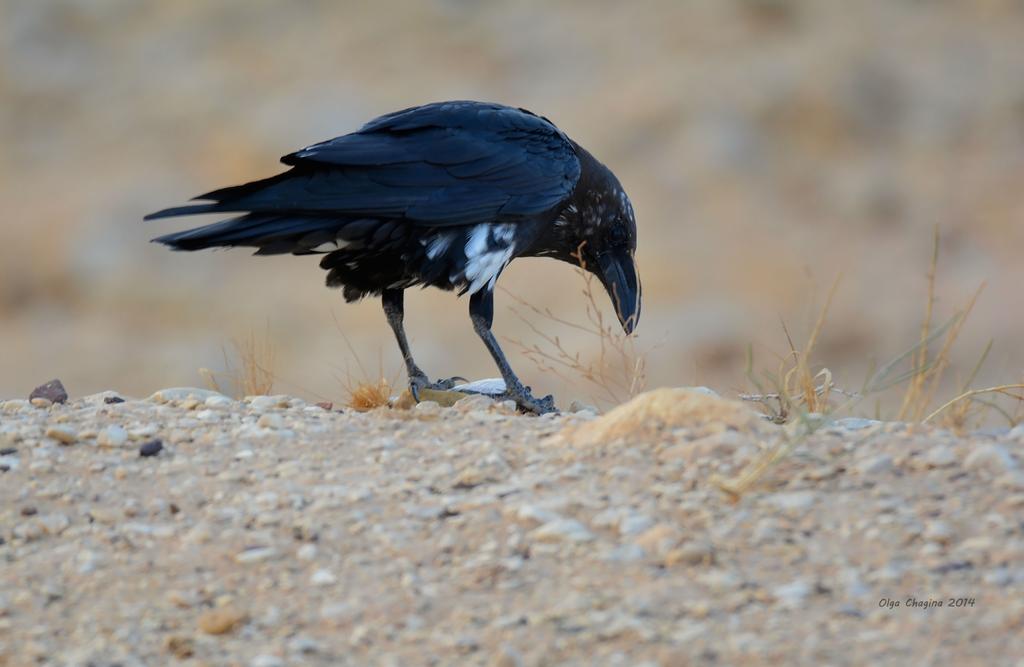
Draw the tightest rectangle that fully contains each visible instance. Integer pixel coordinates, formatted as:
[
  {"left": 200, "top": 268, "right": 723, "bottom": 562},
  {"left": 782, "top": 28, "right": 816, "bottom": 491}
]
[{"left": 139, "top": 440, "right": 163, "bottom": 457}]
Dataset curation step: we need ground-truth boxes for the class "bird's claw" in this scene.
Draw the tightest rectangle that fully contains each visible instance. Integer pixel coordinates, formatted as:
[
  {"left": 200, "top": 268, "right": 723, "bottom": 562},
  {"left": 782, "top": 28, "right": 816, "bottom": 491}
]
[{"left": 507, "top": 385, "right": 558, "bottom": 415}]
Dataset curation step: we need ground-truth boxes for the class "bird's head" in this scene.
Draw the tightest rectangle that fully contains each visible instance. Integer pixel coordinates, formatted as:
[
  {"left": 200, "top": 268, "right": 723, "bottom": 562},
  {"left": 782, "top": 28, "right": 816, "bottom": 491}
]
[{"left": 565, "top": 154, "right": 642, "bottom": 335}]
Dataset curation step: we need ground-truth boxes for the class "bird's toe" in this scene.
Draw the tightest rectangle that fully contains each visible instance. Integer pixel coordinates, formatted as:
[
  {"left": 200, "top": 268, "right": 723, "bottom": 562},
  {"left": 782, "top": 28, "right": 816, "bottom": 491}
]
[
  {"left": 508, "top": 386, "right": 558, "bottom": 415},
  {"left": 430, "top": 376, "right": 468, "bottom": 391}
]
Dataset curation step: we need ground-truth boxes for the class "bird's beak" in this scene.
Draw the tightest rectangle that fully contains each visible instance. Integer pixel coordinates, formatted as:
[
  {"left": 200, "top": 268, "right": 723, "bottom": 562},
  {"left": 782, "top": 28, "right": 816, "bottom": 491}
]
[{"left": 596, "top": 249, "right": 641, "bottom": 334}]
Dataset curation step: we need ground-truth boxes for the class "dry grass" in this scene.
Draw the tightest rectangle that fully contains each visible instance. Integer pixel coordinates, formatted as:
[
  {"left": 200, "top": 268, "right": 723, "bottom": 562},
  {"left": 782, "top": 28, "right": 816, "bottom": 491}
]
[
  {"left": 739, "top": 275, "right": 843, "bottom": 423},
  {"left": 346, "top": 378, "right": 393, "bottom": 411},
  {"left": 896, "top": 228, "right": 985, "bottom": 424},
  {"left": 718, "top": 230, "right": 1021, "bottom": 499},
  {"left": 505, "top": 243, "right": 648, "bottom": 409},
  {"left": 332, "top": 311, "right": 396, "bottom": 411},
  {"left": 199, "top": 329, "right": 276, "bottom": 398}
]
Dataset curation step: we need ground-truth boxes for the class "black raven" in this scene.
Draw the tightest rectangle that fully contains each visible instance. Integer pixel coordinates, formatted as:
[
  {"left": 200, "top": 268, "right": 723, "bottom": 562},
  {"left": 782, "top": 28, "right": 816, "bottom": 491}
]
[{"left": 147, "top": 101, "right": 640, "bottom": 413}]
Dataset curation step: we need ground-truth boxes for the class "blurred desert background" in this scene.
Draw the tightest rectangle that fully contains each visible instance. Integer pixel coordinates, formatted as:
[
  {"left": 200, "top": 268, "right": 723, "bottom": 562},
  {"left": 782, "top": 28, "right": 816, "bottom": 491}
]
[{"left": 2, "top": 0, "right": 1023, "bottom": 416}]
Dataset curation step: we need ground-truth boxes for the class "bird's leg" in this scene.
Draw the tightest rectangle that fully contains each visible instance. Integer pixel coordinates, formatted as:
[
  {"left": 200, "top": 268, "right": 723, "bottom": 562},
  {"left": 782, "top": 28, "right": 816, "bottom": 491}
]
[
  {"left": 382, "top": 289, "right": 464, "bottom": 401},
  {"left": 469, "top": 289, "right": 557, "bottom": 415}
]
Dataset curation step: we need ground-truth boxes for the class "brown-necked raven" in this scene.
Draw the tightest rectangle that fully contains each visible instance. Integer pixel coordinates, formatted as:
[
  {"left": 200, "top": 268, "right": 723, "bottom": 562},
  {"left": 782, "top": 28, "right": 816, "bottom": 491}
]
[{"left": 147, "top": 101, "right": 640, "bottom": 413}]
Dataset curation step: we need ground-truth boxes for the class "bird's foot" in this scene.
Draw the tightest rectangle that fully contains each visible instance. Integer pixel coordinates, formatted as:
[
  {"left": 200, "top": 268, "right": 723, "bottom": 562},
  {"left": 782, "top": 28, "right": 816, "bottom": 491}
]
[
  {"left": 505, "top": 384, "right": 558, "bottom": 415},
  {"left": 409, "top": 373, "right": 468, "bottom": 402}
]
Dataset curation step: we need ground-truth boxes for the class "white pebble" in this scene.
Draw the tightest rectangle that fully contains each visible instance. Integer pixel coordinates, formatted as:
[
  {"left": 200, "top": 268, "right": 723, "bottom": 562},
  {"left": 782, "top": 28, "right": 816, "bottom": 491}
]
[
  {"left": 531, "top": 518, "right": 594, "bottom": 543},
  {"left": 618, "top": 513, "right": 655, "bottom": 536},
  {"left": 773, "top": 580, "right": 812, "bottom": 608},
  {"left": 250, "top": 655, "right": 284, "bottom": 667},
  {"left": 923, "top": 445, "right": 957, "bottom": 468},
  {"left": 257, "top": 413, "right": 284, "bottom": 429},
  {"left": 924, "top": 520, "right": 954, "bottom": 545},
  {"left": 854, "top": 454, "right": 894, "bottom": 475},
  {"left": 767, "top": 492, "right": 816, "bottom": 512},
  {"left": 205, "top": 395, "right": 234, "bottom": 408},
  {"left": 234, "top": 547, "right": 278, "bottom": 563},
  {"left": 310, "top": 569, "right": 337, "bottom": 586},
  {"left": 964, "top": 444, "right": 1017, "bottom": 473},
  {"left": 45, "top": 425, "right": 77, "bottom": 445},
  {"left": 413, "top": 400, "right": 441, "bottom": 416},
  {"left": 97, "top": 425, "right": 128, "bottom": 448}
]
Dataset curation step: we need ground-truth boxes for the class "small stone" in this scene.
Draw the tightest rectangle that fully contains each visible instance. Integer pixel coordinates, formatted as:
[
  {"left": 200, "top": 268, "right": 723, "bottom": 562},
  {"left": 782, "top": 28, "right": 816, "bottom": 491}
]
[
  {"left": 830, "top": 417, "right": 880, "bottom": 432},
  {"left": 45, "top": 425, "right": 77, "bottom": 445},
  {"left": 604, "top": 543, "right": 647, "bottom": 562},
  {"left": 287, "top": 636, "right": 321, "bottom": 655},
  {"left": 150, "top": 387, "right": 229, "bottom": 404},
  {"left": 257, "top": 413, "right": 284, "bottom": 429},
  {"left": 30, "top": 397, "right": 52, "bottom": 409},
  {"left": 568, "top": 400, "right": 599, "bottom": 414},
  {"left": 204, "top": 395, "right": 233, "bottom": 408},
  {"left": 165, "top": 635, "right": 195, "bottom": 659},
  {"left": 97, "top": 425, "right": 129, "bottom": 448},
  {"left": 531, "top": 518, "right": 594, "bottom": 543},
  {"left": 924, "top": 520, "right": 954, "bottom": 545},
  {"left": 103, "top": 395, "right": 125, "bottom": 404},
  {"left": 315, "top": 401, "right": 333, "bottom": 411},
  {"left": 516, "top": 505, "right": 563, "bottom": 525},
  {"left": 414, "top": 400, "right": 441, "bottom": 416},
  {"left": 139, "top": 440, "right": 163, "bottom": 457},
  {"left": 773, "top": 580, "right": 812, "bottom": 608},
  {"left": 250, "top": 655, "right": 284, "bottom": 667},
  {"left": 197, "top": 606, "right": 246, "bottom": 634},
  {"left": 3, "top": 400, "right": 27, "bottom": 414},
  {"left": 296, "top": 543, "right": 318, "bottom": 561},
  {"left": 20, "top": 506, "right": 37, "bottom": 516},
  {"left": 767, "top": 491, "right": 816, "bottom": 512},
  {"left": 30, "top": 379, "right": 68, "bottom": 404},
  {"left": 248, "top": 395, "right": 288, "bottom": 411},
  {"left": 38, "top": 513, "right": 70, "bottom": 536},
  {"left": 320, "top": 601, "right": 353, "bottom": 623},
  {"left": 235, "top": 546, "right": 277, "bottom": 563},
  {"left": 634, "top": 524, "right": 682, "bottom": 555},
  {"left": 310, "top": 569, "right": 337, "bottom": 586},
  {"left": 194, "top": 409, "right": 220, "bottom": 422},
  {"left": 0, "top": 447, "right": 16, "bottom": 456},
  {"left": 490, "top": 646, "right": 525, "bottom": 667},
  {"left": 665, "top": 541, "right": 716, "bottom": 566},
  {"left": 854, "top": 454, "right": 894, "bottom": 475},
  {"left": 618, "top": 513, "right": 655, "bottom": 536},
  {"left": 923, "top": 445, "right": 957, "bottom": 468},
  {"left": 453, "top": 394, "right": 495, "bottom": 413},
  {"left": 964, "top": 444, "right": 1017, "bottom": 473}
]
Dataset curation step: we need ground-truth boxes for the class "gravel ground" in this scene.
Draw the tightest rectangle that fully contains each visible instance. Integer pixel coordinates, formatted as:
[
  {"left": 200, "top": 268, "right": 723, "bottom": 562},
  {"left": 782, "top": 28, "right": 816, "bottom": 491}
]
[{"left": 2, "top": 387, "right": 1023, "bottom": 666}]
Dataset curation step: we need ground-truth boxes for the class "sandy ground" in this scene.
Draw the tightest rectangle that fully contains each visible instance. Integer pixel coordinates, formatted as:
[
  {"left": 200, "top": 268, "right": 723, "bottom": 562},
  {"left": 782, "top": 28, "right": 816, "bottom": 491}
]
[{"left": 2, "top": 387, "right": 1023, "bottom": 666}]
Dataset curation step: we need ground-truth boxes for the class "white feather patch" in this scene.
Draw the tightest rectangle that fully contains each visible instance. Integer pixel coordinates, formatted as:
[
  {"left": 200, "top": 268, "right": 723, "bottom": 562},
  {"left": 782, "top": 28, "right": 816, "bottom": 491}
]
[
  {"left": 425, "top": 231, "right": 455, "bottom": 259},
  {"left": 463, "top": 223, "right": 515, "bottom": 294}
]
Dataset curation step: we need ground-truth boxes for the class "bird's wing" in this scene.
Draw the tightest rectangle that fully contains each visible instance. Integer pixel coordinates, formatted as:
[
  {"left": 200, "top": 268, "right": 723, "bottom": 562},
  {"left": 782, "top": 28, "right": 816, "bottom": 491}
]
[{"left": 149, "top": 102, "right": 580, "bottom": 228}]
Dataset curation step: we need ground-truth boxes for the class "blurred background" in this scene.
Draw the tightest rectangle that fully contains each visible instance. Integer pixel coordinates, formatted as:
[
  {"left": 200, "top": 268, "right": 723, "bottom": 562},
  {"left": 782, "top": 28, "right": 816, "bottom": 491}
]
[{"left": 2, "top": 0, "right": 1023, "bottom": 415}]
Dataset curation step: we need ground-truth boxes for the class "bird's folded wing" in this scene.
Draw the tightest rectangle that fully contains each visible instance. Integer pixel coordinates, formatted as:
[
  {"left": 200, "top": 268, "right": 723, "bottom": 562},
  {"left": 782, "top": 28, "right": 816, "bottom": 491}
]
[
  {"left": 146, "top": 103, "right": 581, "bottom": 229},
  {"left": 270, "top": 103, "right": 581, "bottom": 226}
]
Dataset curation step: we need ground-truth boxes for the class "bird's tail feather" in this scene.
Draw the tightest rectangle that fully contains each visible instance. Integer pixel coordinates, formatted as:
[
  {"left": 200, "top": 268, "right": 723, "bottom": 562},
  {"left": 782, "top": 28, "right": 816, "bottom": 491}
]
[{"left": 152, "top": 212, "right": 343, "bottom": 253}]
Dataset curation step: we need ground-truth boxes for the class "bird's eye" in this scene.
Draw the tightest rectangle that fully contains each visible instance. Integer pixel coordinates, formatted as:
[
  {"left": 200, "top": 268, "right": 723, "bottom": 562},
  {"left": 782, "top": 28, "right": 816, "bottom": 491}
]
[{"left": 608, "top": 225, "right": 627, "bottom": 246}]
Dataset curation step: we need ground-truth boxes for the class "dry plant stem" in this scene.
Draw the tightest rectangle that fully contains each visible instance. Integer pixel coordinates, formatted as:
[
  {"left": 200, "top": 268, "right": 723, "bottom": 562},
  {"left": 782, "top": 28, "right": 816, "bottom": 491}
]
[
  {"left": 199, "top": 328, "right": 276, "bottom": 398},
  {"left": 503, "top": 243, "right": 646, "bottom": 408},
  {"left": 922, "top": 384, "right": 1024, "bottom": 424},
  {"left": 331, "top": 310, "right": 398, "bottom": 410},
  {"left": 898, "top": 227, "right": 940, "bottom": 420},
  {"left": 235, "top": 330, "right": 276, "bottom": 396}
]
